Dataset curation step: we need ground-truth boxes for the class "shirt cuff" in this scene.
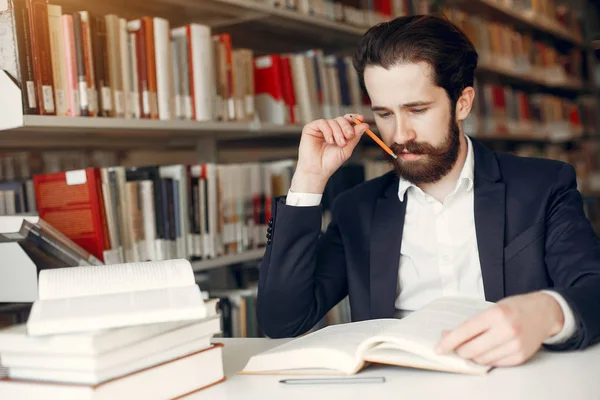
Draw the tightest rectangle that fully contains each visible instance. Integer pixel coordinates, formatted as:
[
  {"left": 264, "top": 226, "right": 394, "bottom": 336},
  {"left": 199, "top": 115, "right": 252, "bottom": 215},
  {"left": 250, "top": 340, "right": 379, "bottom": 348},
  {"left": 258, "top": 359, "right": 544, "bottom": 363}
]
[
  {"left": 541, "top": 290, "right": 578, "bottom": 345},
  {"left": 286, "top": 189, "right": 323, "bottom": 207}
]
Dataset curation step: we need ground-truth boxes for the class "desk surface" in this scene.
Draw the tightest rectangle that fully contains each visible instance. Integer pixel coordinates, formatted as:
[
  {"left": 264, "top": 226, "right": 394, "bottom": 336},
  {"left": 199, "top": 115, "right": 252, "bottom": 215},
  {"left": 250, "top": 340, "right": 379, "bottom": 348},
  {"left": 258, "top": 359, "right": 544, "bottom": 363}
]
[{"left": 186, "top": 338, "right": 600, "bottom": 400}]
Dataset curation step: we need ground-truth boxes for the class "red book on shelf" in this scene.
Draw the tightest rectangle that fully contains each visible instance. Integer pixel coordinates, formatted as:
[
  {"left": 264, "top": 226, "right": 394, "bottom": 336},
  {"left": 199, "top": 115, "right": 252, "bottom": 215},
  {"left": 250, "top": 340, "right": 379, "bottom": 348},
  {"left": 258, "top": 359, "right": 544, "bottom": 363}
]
[
  {"left": 254, "top": 54, "right": 286, "bottom": 124},
  {"left": 33, "top": 168, "right": 109, "bottom": 262},
  {"left": 279, "top": 56, "right": 297, "bottom": 125}
]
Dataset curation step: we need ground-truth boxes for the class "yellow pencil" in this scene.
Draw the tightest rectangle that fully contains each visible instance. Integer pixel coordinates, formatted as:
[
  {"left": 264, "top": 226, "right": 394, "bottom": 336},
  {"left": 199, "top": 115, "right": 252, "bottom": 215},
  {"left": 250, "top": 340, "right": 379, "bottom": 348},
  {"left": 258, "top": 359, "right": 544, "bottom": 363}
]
[{"left": 349, "top": 115, "right": 397, "bottom": 159}]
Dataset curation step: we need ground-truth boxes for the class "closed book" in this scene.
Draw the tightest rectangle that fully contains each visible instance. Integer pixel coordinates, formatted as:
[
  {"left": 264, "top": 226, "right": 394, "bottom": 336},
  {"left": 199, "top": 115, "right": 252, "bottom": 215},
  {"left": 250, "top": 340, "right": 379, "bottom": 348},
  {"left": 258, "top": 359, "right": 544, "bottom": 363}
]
[
  {"left": 2, "top": 315, "right": 220, "bottom": 385},
  {"left": 26, "top": 0, "right": 55, "bottom": 115},
  {"left": 0, "top": 344, "right": 225, "bottom": 400},
  {"left": 0, "top": 0, "right": 38, "bottom": 114},
  {"left": 33, "top": 168, "right": 108, "bottom": 261},
  {"left": 25, "top": 259, "right": 209, "bottom": 336},
  {"left": 47, "top": 4, "right": 68, "bottom": 116},
  {"left": 0, "top": 301, "right": 218, "bottom": 356}
]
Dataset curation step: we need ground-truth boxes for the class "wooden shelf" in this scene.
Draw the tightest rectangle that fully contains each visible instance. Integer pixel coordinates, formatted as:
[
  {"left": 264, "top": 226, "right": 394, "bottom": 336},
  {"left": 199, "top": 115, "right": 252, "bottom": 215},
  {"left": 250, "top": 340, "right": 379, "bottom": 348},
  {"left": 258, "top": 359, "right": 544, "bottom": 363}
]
[
  {"left": 53, "top": 0, "right": 365, "bottom": 54},
  {"left": 451, "top": 0, "right": 584, "bottom": 46},
  {"left": 477, "top": 61, "right": 584, "bottom": 92},
  {"left": 0, "top": 115, "right": 302, "bottom": 149},
  {"left": 191, "top": 248, "right": 265, "bottom": 272},
  {"left": 472, "top": 133, "right": 582, "bottom": 144}
]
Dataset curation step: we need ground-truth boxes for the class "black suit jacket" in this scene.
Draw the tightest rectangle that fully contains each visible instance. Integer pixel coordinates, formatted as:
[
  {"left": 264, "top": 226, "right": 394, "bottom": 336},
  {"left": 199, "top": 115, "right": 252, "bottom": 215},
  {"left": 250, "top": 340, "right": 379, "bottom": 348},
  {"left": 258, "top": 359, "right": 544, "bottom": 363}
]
[{"left": 256, "top": 138, "right": 600, "bottom": 350}]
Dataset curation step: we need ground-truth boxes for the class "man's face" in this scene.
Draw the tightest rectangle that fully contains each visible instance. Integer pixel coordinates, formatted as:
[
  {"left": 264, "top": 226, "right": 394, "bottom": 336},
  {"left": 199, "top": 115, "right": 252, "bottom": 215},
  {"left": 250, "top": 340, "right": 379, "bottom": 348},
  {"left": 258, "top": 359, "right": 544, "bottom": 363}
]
[{"left": 364, "top": 62, "right": 462, "bottom": 185}]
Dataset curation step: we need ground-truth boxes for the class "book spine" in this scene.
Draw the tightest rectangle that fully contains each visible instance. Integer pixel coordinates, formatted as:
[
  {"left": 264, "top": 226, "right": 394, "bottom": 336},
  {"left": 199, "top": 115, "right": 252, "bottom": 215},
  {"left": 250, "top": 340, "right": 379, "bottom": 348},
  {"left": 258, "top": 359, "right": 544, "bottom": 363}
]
[
  {"left": 153, "top": 17, "right": 173, "bottom": 121},
  {"left": 132, "top": 21, "right": 150, "bottom": 119},
  {"left": 0, "top": 0, "right": 37, "bottom": 114},
  {"left": 119, "top": 18, "right": 131, "bottom": 119},
  {"left": 72, "top": 11, "right": 89, "bottom": 116},
  {"left": 47, "top": 4, "right": 68, "bottom": 116},
  {"left": 105, "top": 15, "right": 122, "bottom": 118},
  {"left": 92, "top": 16, "right": 111, "bottom": 117},
  {"left": 143, "top": 17, "right": 158, "bottom": 119},
  {"left": 61, "top": 14, "right": 80, "bottom": 117},
  {"left": 26, "top": 0, "right": 55, "bottom": 115},
  {"left": 79, "top": 11, "right": 97, "bottom": 117},
  {"left": 128, "top": 31, "right": 141, "bottom": 119}
]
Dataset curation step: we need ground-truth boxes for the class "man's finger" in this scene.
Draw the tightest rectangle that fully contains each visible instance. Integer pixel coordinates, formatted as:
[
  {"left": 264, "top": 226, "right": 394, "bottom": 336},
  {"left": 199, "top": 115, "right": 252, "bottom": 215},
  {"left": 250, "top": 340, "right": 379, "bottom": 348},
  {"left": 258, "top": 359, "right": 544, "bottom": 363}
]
[
  {"left": 435, "top": 312, "right": 494, "bottom": 354},
  {"left": 472, "top": 338, "right": 520, "bottom": 366},
  {"left": 455, "top": 325, "right": 514, "bottom": 360}
]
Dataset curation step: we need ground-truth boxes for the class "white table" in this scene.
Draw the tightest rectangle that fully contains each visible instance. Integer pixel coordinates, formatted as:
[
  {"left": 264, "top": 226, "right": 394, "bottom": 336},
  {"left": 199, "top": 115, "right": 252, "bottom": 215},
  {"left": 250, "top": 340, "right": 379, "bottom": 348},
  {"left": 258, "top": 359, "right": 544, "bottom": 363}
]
[{"left": 185, "top": 338, "right": 600, "bottom": 400}]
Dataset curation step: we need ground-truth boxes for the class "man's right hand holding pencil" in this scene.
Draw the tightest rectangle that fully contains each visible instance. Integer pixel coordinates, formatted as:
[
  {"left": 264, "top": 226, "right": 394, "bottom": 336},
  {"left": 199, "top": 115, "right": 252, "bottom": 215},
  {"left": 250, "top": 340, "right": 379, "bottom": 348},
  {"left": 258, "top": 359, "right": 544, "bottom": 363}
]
[{"left": 290, "top": 114, "right": 371, "bottom": 194}]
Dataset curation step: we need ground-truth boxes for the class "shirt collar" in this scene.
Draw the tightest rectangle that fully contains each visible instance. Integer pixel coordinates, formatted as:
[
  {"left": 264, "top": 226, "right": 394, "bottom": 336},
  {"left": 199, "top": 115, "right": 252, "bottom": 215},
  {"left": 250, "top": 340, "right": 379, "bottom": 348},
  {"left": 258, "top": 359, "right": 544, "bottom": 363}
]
[{"left": 398, "top": 134, "right": 474, "bottom": 202}]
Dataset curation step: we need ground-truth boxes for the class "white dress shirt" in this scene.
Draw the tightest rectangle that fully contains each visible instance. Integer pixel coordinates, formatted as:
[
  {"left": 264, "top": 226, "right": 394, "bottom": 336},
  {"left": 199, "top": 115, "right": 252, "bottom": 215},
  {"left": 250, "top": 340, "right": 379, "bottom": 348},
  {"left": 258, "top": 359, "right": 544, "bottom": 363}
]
[{"left": 286, "top": 135, "right": 576, "bottom": 344}]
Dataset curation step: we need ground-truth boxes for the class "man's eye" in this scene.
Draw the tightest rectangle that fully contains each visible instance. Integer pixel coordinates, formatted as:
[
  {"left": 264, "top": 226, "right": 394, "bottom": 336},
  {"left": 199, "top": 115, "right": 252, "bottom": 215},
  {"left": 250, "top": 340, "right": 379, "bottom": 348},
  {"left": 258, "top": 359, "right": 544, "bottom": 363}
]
[
  {"left": 378, "top": 112, "right": 392, "bottom": 118},
  {"left": 411, "top": 108, "right": 426, "bottom": 114}
]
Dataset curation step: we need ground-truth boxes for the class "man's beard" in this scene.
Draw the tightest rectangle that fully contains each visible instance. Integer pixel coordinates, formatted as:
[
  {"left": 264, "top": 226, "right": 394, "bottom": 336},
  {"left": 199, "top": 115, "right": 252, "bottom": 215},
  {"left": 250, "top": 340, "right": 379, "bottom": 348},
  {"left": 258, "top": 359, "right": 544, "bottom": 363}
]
[{"left": 389, "top": 114, "right": 461, "bottom": 185}]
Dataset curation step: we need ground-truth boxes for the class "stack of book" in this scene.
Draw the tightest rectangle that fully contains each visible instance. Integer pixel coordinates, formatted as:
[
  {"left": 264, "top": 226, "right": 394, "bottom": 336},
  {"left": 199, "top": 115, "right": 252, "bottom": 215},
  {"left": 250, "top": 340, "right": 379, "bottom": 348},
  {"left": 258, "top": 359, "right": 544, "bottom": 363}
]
[{"left": 0, "top": 258, "right": 226, "bottom": 398}]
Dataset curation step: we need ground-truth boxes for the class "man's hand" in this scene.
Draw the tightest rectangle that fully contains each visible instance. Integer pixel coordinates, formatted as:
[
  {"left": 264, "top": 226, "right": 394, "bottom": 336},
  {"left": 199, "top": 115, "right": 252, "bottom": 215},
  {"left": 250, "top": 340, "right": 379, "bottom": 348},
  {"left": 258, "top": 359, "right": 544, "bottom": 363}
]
[
  {"left": 290, "top": 114, "right": 370, "bottom": 194},
  {"left": 435, "top": 292, "right": 565, "bottom": 367}
]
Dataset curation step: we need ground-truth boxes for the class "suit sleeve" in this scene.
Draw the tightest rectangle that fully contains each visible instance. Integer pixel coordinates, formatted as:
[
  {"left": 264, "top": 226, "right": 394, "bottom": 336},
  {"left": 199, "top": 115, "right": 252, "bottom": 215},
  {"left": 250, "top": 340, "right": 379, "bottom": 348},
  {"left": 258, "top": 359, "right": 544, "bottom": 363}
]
[
  {"left": 256, "top": 196, "right": 348, "bottom": 338},
  {"left": 544, "top": 163, "right": 600, "bottom": 350}
]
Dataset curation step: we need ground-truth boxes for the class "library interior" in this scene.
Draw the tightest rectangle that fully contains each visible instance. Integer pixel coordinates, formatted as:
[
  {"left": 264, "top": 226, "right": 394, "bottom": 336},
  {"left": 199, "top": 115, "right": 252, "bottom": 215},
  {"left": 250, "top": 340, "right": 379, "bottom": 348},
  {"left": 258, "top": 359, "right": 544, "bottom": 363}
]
[{"left": 1, "top": 0, "right": 600, "bottom": 398}]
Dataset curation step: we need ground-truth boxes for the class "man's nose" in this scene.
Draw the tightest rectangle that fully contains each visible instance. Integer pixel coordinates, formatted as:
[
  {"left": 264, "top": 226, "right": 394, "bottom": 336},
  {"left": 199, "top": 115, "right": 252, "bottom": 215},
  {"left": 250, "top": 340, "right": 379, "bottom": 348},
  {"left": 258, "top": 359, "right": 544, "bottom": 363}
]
[{"left": 393, "top": 116, "right": 416, "bottom": 145}]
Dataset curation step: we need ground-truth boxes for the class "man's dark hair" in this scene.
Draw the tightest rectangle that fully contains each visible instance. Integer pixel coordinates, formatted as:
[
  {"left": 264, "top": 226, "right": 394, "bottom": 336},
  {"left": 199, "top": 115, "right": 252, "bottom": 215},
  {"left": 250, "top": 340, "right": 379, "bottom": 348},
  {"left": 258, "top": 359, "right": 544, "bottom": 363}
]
[{"left": 353, "top": 14, "right": 478, "bottom": 105}]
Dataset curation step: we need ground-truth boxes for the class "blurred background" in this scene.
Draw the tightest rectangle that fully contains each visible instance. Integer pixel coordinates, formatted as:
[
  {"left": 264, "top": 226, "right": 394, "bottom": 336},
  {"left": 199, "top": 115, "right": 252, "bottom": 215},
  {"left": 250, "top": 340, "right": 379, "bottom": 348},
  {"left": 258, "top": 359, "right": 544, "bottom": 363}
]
[{"left": 1, "top": 0, "right": 600, "bottom": 336}]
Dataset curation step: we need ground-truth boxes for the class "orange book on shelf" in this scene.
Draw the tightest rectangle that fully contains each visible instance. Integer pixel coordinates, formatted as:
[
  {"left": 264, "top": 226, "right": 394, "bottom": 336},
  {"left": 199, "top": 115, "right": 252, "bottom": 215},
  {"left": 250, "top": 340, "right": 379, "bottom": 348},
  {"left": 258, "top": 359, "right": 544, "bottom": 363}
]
[
  {"left": 26, "top": 0, "right": 56, "bottom": 115},
  {"left": 33, "top": 168, "right": 109, "bottom": 262},
  {"left": 142, "top": 17, "right": 158, "bottom": 119}
]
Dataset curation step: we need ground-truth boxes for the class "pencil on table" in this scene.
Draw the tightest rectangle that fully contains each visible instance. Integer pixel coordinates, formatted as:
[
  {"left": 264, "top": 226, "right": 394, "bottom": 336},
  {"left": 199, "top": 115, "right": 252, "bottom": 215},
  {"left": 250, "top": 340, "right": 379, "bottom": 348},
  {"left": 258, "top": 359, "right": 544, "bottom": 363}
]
[{"left": 349, "top": 115, "right": 397, "bottom": 160}]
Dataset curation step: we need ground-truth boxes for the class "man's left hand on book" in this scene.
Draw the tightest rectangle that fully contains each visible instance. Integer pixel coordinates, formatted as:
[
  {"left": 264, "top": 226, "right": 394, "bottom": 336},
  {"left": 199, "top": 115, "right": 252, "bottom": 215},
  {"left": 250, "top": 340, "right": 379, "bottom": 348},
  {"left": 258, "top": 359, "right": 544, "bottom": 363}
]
[{"left": 434, "top": 292, "right": 565, "bottom": 367}]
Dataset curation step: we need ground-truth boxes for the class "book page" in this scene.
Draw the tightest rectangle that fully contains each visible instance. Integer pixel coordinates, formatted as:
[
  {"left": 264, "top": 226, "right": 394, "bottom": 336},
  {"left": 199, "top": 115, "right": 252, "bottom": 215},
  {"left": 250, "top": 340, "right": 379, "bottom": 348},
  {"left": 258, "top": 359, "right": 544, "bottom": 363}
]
[
  {"left": 38, "top": 259, "right": 195, "bottom": 300},
  {"left": 242, "top": 319, "right": 398, "bottom": 375},
  {"left": 357, "top": 297, "right": 494, "bottom": 374},
  {"left": 27, "top": 285, "right": 207, "bottom": 336},
  {"left": 376, "top": 297, "right": 494, "bottom": 348}
]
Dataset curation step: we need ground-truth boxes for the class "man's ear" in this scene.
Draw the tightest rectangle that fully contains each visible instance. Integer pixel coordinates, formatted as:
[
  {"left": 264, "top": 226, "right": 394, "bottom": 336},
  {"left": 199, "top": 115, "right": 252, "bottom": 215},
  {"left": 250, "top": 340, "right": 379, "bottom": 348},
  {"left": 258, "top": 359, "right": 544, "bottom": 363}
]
[{"left": 455, "top": 87, "right": 475, "bottom": 121}]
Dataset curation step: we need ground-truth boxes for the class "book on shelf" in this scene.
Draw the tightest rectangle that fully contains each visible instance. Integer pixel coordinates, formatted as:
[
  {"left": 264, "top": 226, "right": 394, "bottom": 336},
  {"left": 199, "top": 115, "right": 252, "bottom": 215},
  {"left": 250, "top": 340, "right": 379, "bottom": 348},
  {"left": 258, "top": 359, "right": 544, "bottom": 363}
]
[
  {"left": 2, "top": 217, "right": 104, "bottom": 270},
  {"left": 33, "top": 168, "right": 109, "bottom": 261},
  {"left": 241, "top": 296, "right": 494, "bottom": 376},
  {"left": 26, "top": 258, "right": 209, "bottom": 336},
  {"left": 0, "top": 179, "right": 36, "bottom": 216},
  {"left": 443, "top": 6, "right": 584, "bottom": 86},
  {"left": 0, "top": 2, "right": 379, "bottom": 124},
  {"left": 464, "top": 80, "right": 588, "bottom": 140},
  {"left": 30, "top": 160, "right": 293, "bottom": 264}
]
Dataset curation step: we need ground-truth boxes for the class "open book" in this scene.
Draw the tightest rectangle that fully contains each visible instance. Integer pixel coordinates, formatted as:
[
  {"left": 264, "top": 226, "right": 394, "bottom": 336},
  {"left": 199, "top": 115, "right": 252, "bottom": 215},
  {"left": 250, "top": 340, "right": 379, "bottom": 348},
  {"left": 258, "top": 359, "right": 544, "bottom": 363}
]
[
  {"left": 241, "top": 297, "right": 495, "bottom": 376},
  {"left": 27, "top": 259, "right": 207, "bottom": 336}
]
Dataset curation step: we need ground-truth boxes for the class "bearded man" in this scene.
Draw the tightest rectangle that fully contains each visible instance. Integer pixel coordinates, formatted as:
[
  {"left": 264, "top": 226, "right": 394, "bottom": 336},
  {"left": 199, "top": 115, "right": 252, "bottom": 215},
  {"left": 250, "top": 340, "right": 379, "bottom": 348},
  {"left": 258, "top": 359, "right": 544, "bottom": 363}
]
[{"left": 255, "top": 14, "right": 600, "bottom": 367}]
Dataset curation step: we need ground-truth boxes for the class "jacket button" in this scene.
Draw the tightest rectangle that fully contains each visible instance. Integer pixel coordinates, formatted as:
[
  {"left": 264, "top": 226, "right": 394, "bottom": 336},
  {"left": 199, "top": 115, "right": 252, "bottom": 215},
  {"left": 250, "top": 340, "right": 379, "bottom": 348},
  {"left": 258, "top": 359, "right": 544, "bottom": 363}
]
[
  {"left": 268, "top": 218, "right": 273, "bottom": 227},
  {"left": 266, "top": 232, "right": 272, "bottom": 240}
]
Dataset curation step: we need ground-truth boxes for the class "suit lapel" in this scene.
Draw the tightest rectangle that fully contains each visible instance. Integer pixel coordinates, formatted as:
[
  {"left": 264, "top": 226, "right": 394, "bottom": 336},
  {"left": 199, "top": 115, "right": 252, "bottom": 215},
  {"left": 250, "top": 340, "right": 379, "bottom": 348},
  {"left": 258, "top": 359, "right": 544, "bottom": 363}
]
[
  {"left": 472, "top": 139, "right": 506, "bottom": 302},
  {"left": 370, "top": 177, "right": 406, "bottom": 319}
]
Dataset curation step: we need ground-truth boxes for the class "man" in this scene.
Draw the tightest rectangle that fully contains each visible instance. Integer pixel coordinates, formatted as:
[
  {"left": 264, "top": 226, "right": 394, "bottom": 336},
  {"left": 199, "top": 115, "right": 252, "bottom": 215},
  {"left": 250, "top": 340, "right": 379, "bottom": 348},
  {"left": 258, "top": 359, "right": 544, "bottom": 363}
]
[{"left": 256, "top": 14, "right": 600, "bottom": 367}]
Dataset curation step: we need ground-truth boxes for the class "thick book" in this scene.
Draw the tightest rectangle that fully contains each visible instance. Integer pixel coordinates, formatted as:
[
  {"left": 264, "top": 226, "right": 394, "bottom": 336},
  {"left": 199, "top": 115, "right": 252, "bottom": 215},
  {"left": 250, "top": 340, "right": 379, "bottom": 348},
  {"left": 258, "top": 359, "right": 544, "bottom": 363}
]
[
  {"left": 241, "top": 297, "right": 495, "bottom": 376},
  {"left": 26, "top": 0, "right": 56, "bottom": 115},
  {"left": 0, "top": 344, "right": 225, "bottom": 399},
  {"left": 1, "top": 314, "right": 221, "bottom": 385},
  {"left": 33, "top": 168, "right": 109, "bottom": 261},
  {"left": 0, "top": 0, "right": 38, "bottom": 114},
  {"left": 26, "top": 258, "right": 209, "bottom": 336}
]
